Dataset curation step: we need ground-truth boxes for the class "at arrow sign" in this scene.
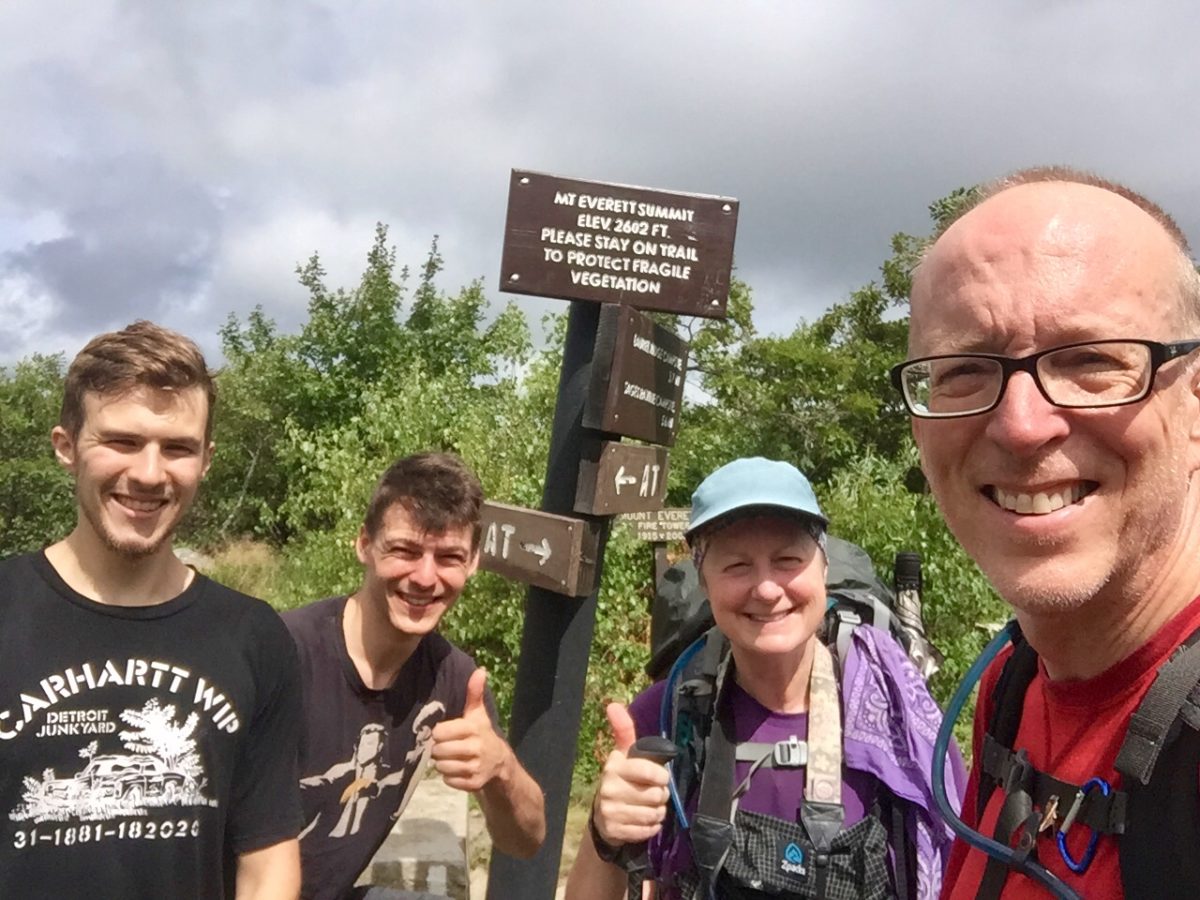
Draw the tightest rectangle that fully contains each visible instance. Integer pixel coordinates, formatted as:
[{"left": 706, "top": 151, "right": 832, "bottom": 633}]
[
  {"left": 521, "top": 538, "right": 552, "bottom": 566},
  {"left": 614, "top": 466, "right": 638, "bottom": 494}
]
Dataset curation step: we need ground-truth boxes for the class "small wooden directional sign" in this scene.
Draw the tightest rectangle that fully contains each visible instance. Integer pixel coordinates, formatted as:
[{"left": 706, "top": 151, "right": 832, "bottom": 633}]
[
  {"left": 584, "top": 304, "right": 688, "bottom": 446},
  {"left": 618, "top": 507, "right": 692, "bottom": 544},
  {"left": 478, "top": 501, "right": 598, "bottom": 597},
  {"left": 499, "top": 170, "right": 738, "bottom": 318},
  {"left": 575, "top": 440, "right": 669, "bottom": 516}
]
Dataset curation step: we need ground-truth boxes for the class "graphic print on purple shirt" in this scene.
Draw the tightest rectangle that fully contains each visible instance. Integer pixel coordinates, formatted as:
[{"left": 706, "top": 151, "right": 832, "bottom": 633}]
[{"left": 628, "top": 678, "right": 877, "bottom": 893}]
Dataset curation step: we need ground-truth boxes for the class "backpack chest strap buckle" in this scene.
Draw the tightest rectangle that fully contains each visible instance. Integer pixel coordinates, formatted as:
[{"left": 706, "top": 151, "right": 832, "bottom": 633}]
[
  {"left": 775, "top": 735, "right": 807, "bottom": 767},
  {"left": 734, "top": 736, "right": 809, "bottom": 768}
]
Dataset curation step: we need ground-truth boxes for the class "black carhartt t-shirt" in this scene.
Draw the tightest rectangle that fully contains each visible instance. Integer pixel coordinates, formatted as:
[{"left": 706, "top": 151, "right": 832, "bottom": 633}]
[
  {"left": 0, "top": 552, "right": 304, "bottom": 899},
  {"left": 284, "top": 595, "right": 496, "bottom": 900}
]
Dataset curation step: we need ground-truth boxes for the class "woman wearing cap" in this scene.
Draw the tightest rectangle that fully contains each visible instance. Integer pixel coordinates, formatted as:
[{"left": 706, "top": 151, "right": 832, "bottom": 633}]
[{"left": 566, "top": 457, "right": 964, "bottom": 900}]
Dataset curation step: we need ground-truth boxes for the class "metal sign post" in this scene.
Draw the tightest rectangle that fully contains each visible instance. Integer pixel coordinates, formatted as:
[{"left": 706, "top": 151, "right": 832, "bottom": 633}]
[
  {"left": 488, "top": 170, "right": 736, "bottom": 900},
  {"left": 485, "top": 301, "right": 610, "bottom": 900}
]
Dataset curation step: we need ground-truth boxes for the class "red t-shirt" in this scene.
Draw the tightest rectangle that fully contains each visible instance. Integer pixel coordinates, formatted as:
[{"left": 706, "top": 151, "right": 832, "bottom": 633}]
[{"left": 941, "top": 595, "right": 1200, "bottom": 900}]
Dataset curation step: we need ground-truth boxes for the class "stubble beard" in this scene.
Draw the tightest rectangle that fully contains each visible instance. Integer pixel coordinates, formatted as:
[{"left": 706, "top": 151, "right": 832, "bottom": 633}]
[{"left": 80, "top": 492, "right": 180, "bottom": 560}]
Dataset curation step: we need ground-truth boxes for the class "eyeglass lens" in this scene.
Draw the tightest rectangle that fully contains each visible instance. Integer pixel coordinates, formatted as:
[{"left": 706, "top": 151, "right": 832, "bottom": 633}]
[{"left": 903, "top": 341, "right": 1153, "bottom": 416}]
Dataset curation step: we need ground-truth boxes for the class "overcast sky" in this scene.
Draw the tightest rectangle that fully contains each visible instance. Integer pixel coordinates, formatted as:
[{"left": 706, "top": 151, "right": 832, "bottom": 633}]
[{"left": 3, "top": 1, "right": 1200, "bottom": 365}]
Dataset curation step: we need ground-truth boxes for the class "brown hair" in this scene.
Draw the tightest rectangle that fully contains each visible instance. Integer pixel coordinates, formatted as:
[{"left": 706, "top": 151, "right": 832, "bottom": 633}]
[
  {"left": 60, "top": 320, "right": 218, "bottom": 440},
  {"left": 364, "top": 452, "right": 484, "bottom": 549},
  {"left": 932, "top": 166, "right": 1200, "bottom": 328}
]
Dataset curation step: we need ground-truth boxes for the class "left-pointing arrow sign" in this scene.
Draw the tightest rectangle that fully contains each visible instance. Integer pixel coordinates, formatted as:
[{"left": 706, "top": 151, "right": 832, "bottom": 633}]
[{"left": 614, "top": 466, "right": 638, "bottom": 494}]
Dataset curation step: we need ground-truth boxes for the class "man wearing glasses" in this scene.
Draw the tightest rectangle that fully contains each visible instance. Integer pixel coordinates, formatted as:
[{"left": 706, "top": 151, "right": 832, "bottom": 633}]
[{"left": 895, "top": 167, "right": 1200, "bottom": 899}]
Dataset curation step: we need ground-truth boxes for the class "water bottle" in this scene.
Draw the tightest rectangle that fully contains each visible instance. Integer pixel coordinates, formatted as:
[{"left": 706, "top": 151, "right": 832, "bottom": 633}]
[{"left": 893, "top": 551, "right": 944, "bottom": 679}]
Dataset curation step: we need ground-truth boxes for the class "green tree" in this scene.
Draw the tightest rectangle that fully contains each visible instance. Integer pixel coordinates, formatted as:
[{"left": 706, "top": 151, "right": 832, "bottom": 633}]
[
  {"left": 192, "top": 224, "right": 534, "bottom": 546},
  {"left": 0, "top": 355, "right": 74, "bottom": 556}
]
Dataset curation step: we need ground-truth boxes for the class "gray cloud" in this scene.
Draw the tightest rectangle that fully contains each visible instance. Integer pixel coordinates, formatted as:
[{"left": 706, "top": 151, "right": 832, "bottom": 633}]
[{"left": 2, "top": 0, "right": 1200, "bottom": 363}]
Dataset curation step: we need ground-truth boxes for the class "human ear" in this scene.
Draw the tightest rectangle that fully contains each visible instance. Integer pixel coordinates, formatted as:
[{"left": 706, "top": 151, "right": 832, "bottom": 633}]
[
  {"left": 201, "top": 441, "right": 215, "bottom": 478},
  {"left": 1187, "top": 363, "right": 1200, "bottom": 474},
  {"left": 354, "top": 528, "right": 371, "bottom": 565},
  {"left": 50, "top": 425, "right": 77, "bottom": 472}
]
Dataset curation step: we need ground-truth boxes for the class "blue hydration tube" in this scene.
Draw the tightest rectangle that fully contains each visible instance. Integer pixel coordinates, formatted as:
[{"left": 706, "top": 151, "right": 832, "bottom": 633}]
[
  {"left": 932, "top": 620, "right": 1081, "bottom": 900},
  {"left": 659, "top": 635, "right": 706, "bottom": 829}
]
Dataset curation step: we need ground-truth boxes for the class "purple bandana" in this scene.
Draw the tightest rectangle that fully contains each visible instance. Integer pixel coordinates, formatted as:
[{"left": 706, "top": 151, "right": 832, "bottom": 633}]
[{"left": 841, "top": 625, "right": 968, "bottom": 900}]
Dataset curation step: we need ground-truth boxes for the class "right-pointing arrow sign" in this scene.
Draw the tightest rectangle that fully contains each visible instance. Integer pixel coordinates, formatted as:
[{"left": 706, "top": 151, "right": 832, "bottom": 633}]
[
  {"left": 521, "top": 538, "right": 552, "bottom": 566},
  {"left": 478, "top": 502, "right": 596, "bottom": 596}
]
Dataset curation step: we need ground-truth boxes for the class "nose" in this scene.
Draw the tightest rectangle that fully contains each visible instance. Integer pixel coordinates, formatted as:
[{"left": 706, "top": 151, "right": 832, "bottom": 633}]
[
  {"left": 128, "top": 446, "right": 167, "bottom": 487},
  {"left": 408, "top": 553, "right": 438, "bottom": 588},
  {"left": 984, "top": 370, "right": 1070, "bottom": 456},
  {"left": 750, "top": 569, "right": 784, "bottom": 603}
]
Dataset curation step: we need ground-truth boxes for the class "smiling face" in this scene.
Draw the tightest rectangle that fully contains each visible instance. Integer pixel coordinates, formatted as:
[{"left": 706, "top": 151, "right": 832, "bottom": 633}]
[
  {"left": 699, "top": 514, "right": 827, "bottom": 662},
  {"left": 910, "top": 182, "right": 1200, "bottom": 614},
  {"left": 354, "top": 502, "right": 479, "bottom": 641},
  {"left": 51, "top": 386, "right": 213, "bottom": 560}
]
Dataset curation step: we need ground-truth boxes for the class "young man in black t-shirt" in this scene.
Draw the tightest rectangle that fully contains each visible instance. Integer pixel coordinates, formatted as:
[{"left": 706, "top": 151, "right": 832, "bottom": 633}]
[
  {"left": 284, "top": 452, "right": 545, "bottom": 900},
  {"left": 0, "top": 321, "right": 303, "bottom": 899}
]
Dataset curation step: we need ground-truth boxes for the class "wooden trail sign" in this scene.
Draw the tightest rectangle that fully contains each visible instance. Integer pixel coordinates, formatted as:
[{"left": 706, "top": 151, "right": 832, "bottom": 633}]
[
  {"left": 499, "top": 170, "right": 738, "bottom": 318},
  {"left": 584, "top": 304, "right": 688, "bottom": 446},
  {"left": 477, "top": 501, "right": 597, "bottom": 597},
  {"left": 574, "top": 440, "right": 669, "bottom": 516},
  {"left": 618, "top": 507, "right": 691, "bottom": 544}
]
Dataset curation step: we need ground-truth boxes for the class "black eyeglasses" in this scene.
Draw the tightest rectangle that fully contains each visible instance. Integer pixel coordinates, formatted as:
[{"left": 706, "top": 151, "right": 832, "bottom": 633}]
[{"left": 891, "top": 339, "right": 1200, "bottom": 419}]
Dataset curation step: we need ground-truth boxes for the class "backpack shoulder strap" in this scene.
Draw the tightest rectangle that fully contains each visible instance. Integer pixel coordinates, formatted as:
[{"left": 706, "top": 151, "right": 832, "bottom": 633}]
[
  {"left": 1115, "top": 626, "right": 1200, "bottom": 785},
  {"left": 1118, "top": 713, "right": 1200, "bottom": 897},
  {"left": 1117, "top": 624, "right": 1200, "bottom": 897},
  {"left": 668, "top": 627, "right": 726, "bottom": 740},
  {"left": 976, "top": 628, "right": 1039, "bottom": 819},
  {"left": 660, "top": 628, "right": 727, "bottom": 832},
  {"left": 876, "top": 786, "right": 916, "bottom": 900}
]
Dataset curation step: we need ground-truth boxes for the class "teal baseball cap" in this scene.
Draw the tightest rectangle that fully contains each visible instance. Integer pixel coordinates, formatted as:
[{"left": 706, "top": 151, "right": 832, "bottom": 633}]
[{"left": 686, "top": 457, "right": 827, "bottom": 540}]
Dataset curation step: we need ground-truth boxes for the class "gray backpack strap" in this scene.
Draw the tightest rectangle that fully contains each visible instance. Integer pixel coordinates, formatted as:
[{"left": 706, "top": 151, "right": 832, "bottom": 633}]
[{"left": 832, "top": 607, "right": 861, "bottom": 668}]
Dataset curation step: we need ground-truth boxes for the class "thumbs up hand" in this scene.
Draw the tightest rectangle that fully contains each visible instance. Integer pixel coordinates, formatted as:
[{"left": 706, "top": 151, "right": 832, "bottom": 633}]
[
  {"left": 590, "top": 702, "right": 672, "bottom": 848},
  {"left": 432, "top": 668, "right": 510, "bottom": 793}
]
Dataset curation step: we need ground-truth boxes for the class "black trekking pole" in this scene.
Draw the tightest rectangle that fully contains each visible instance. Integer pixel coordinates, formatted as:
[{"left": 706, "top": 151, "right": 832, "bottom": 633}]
[{"left": 892, "top": 552, "right": 943, "bottom": 680}]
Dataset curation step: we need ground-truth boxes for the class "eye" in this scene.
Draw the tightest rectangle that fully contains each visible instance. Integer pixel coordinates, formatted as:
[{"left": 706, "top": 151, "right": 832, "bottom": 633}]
[
  {"left": 383, "top": 545, "right": 420, "bottom": 559},
  {"left": 931, "top": 359, "right": 992, "bottom": 386}
]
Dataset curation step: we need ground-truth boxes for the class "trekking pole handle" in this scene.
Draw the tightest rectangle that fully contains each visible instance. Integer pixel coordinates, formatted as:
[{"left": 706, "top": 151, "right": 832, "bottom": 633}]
[
  {"left": 894, "top": 551, "right": 923, "bottom": 594},
  {"left": 628, "top": 736, "right": 679, "bottom": 766}
]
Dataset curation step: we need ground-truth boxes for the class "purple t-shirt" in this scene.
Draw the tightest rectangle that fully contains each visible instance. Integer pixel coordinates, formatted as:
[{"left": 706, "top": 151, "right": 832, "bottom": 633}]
[{"left": 629, "top": 678, "right": 877, "bottom": 894}]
